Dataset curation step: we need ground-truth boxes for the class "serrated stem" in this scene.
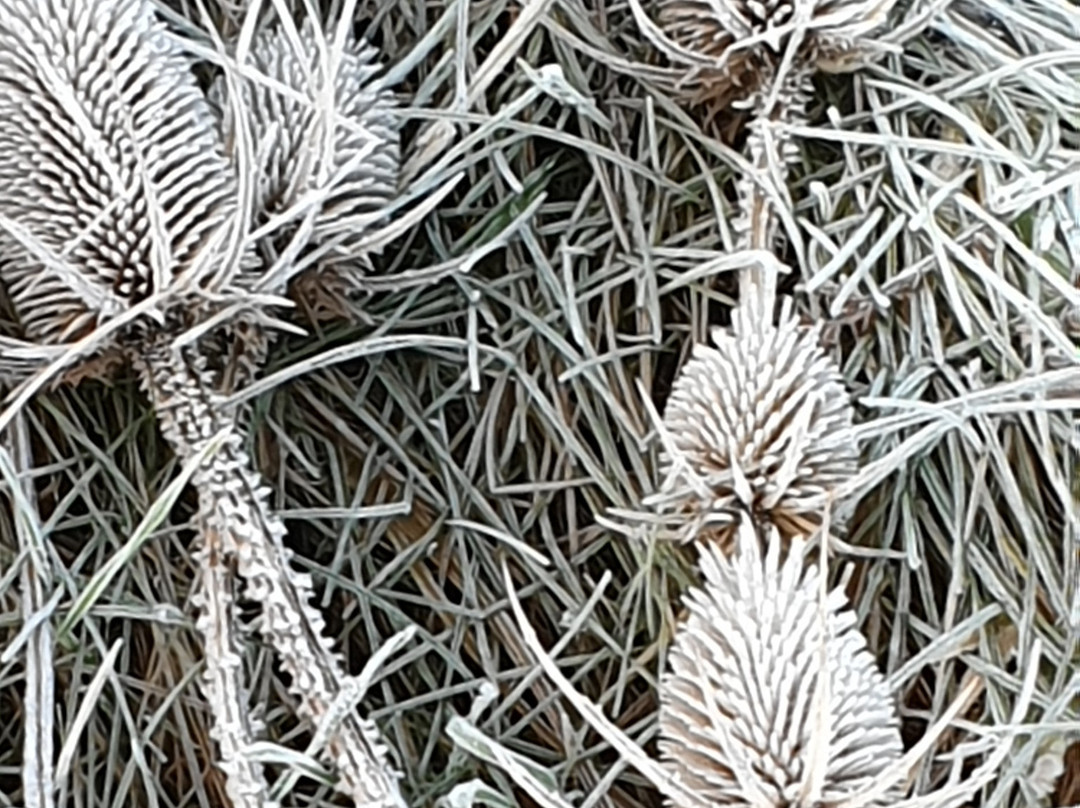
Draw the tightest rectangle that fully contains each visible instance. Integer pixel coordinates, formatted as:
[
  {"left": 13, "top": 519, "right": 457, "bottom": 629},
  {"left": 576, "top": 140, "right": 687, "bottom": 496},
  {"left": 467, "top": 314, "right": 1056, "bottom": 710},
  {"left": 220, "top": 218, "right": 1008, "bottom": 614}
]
[
  {"left": 133, "top": 342, "right": 271, "bottom": 808},
  {"left": 135, "top": 338, "right": 404, "bottom": 808},
  {"left": 193, "top": 542, "right": 275, "bottom": 808}
]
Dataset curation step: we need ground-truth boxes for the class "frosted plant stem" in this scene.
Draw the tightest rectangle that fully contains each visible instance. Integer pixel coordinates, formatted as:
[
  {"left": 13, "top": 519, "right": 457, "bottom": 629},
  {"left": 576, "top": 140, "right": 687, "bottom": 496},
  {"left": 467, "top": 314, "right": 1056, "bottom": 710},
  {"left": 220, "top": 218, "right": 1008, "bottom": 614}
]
[
  {"left": 135, "top": 338, "right": 405, "bottom": 808},
  {"left": 735, "top": 87, "right": 807, "bottom": 323},
  {"left": 737, "top": 116, "right": 783, "bottom": 321},
  {"left": 130, "top": 344, "right": 272, "bottom": 808},
  {"left": 19, "top": 559, "right": 54, "bottom": 808},
  {"left": 8, "top": 412, "right": 56, "bottom": 808},
  {"left": 192, "top": 539, "right": 274, "bottom": 808}
]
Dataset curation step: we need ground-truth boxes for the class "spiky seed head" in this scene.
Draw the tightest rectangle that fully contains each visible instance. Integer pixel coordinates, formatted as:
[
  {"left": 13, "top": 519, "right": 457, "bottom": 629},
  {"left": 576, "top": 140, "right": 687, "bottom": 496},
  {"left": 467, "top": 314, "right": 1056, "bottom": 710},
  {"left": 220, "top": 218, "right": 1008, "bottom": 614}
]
[
  {"left": 650, "top": 298, "right": 857, "bottom": 547},
  {"left": 659, "top": 523, "right": 903, "bottom": 807},
  {"left": 651, "top": 0, "right": 894, "bottom": 107},
  {"left": 0, "top": 0, "right": 243, "bottom": 345},
  {"left": 214, "top": 18, "right": 400, "bottom": 265}
]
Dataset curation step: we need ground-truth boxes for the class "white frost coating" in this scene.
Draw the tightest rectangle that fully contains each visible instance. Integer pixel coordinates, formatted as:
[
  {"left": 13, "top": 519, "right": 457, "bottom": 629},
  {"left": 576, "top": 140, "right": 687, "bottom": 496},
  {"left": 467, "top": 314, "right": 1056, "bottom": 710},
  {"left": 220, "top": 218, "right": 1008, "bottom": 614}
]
[
  {"left": 650, "top": 0, "right": 896, "bottom": 108},
  {"left": 138, "top": 339, "right": 406, "bottom": 808},
  {"left": 0, "top": 0, "right": 267, "bottom": 803},
  {"left": 659, "top": 524, "right": 903, "bottom": 807},
  {"left": 190, "top": 541, "right": 277, "bottom": 808},
  {"left": 136, "top": 341, "right": 274, "bottom": 808},
  {"left": 648, "top": 295, "right": 858, "bottom": 546},
  {"left": 645, "top": 0, "right": 897, "bottom": 316},
  {"left": 0, "top": 2, "right": 405, "bottom": 804},
  {"left": 214, "top": 17, "right": 399, "bottom": 259},
  {"left": 0, "top": 0, "right": 241, "bottom": 344}
]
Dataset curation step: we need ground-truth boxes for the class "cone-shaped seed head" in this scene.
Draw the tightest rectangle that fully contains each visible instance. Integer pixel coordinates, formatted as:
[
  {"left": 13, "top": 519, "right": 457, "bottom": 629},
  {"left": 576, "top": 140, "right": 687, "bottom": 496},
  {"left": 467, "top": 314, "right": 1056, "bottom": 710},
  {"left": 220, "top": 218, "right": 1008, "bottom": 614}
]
[
  {"left": 0, "top": 0, "right": 241, "bottom": 344},
  {"left": 216, "top": 18, "right": 399, "bottom": 259},
  {"left": 655, "top": 298, "right": 857, "bottom": 545},
  {"left": 653, "top": 0, "right": 893, "bottom": 106},
  {"left": 659, "top": 524, "right": 903, "bottom": 806}
]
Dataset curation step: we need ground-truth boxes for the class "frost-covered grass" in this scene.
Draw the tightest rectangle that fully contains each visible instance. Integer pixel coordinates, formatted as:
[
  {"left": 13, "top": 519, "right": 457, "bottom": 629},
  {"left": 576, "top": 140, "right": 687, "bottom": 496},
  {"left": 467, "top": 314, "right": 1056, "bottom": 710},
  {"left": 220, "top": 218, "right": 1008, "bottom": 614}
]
[{"left": 1, "top": 0, "right": 1078, "bottom": 805}]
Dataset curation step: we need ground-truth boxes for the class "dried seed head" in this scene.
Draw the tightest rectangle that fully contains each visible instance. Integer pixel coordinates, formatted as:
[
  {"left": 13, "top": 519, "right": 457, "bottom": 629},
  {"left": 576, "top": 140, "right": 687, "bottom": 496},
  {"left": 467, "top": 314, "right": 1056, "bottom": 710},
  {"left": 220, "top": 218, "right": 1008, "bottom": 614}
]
[
  {"left": 650, "top": 0, "right": 894, "bottom": 107},
  {"left": 0, "top": 0, "right": 243, "bottom": 345},
  {"left": 215, "top": 17, "right": 400, "bottom": 266},
  {"left": 650, "top": 298, "right": 857, "bottom": 546},
  {"left": 660, "top": 524, "right": 903, "bottom": 807}
]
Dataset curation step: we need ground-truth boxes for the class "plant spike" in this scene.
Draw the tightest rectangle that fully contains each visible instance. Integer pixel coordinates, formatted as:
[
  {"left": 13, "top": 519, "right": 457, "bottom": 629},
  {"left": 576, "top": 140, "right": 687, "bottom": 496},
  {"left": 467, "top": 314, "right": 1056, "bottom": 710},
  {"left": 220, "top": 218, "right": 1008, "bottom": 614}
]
[
  {"left": 0, "top": 0, "right": 249, "bottom": 345},
  {"left": 659, "top": 521, "right": 904, "bottom": 806},
  {"left": 0, "top": 0, "right": 270, "bottom": 804},
  {"left": 214, "top": 13, "right": 400, "bottom": 308}
]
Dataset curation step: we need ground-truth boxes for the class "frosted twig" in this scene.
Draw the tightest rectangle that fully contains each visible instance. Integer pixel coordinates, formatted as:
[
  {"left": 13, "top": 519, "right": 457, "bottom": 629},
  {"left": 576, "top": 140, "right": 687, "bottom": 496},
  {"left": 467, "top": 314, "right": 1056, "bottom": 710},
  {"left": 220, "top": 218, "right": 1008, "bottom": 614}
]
[
  {"left": 136, "top": 338, "right": 405, "bottom": 807},
  {"left": 133, "top": 342, "right": 272, "bottom": 808}
]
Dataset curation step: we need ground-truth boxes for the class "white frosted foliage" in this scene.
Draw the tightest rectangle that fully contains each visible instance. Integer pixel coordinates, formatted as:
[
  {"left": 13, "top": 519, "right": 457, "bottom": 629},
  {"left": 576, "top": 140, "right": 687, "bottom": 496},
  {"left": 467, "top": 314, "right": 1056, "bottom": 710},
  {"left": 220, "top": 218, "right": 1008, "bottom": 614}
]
[
  {"left": 0, "top": 0, "right": 239, "bottom": 343},
  {"left": 651, "top": 0, "right": 895, "bottom": 107},
  {"left": 214, "top": 17, "right": 399, "bottom": 259},
  {"left": 138, "top": 340, "right": 406, "bottom": 808}
]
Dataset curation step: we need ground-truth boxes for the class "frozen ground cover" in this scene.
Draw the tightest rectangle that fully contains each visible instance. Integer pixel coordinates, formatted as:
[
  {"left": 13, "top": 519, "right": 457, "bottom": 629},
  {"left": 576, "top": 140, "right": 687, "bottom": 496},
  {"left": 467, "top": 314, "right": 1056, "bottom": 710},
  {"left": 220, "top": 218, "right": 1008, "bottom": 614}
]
[{"left": 0, "top": 0, "right": 1078, "bottom": 806}]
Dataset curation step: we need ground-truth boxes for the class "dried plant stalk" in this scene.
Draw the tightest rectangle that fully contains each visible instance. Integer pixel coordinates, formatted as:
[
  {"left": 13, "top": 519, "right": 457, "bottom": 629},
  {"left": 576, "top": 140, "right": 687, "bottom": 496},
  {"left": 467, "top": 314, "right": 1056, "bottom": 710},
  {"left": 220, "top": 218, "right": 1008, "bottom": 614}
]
[
  {"left": 136, "top": 339, "right": 405, "bottom": 808},
  {"left": 660, "top": 522, "right": 903, "bottom": 806},
  {"left": 192, "top": 542, "right": 276, "bottom": 808},
  {"left": 648, "top": 295, "right": 857, "bottom": 547},
  {"left": 0, "top": 0, "right": 268, "bottom": 802},
  {"left": 731, "top": 77, "right": 810, "bottom": 319},
  {"left": 645, "top": 0, "right": 897, "bottom": 316},
  {"left": 133, "top": 345, "right": 272, "bottom": 808}
]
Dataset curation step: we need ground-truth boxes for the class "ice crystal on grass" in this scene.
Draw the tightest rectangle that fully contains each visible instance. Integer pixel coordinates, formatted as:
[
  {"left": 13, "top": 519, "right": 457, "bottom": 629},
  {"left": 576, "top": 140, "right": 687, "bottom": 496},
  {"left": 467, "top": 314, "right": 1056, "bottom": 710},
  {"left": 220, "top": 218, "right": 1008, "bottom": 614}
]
[{"left": 660, "top": 523, "right": 903, "bottom": 806}]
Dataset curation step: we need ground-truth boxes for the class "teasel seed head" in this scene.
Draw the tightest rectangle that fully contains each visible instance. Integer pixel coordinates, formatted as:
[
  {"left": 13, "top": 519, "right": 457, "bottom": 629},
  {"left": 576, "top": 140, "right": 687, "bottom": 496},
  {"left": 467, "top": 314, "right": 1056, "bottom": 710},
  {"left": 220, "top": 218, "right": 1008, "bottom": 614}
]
[
  {"left": 0, "top": 0, "right": 246, "bottom": 347},
  {"left": 648, "top": 0, "right": 896, "bottom": 109},
  {"left": 659, "top": 523, "right": 903, "bottom": 806},
  {"left": 648, "top": 296, "right": 858, "bottom": 547},
  {"left": 214, "top": 17, "right": 400, "bottom": 280}
]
